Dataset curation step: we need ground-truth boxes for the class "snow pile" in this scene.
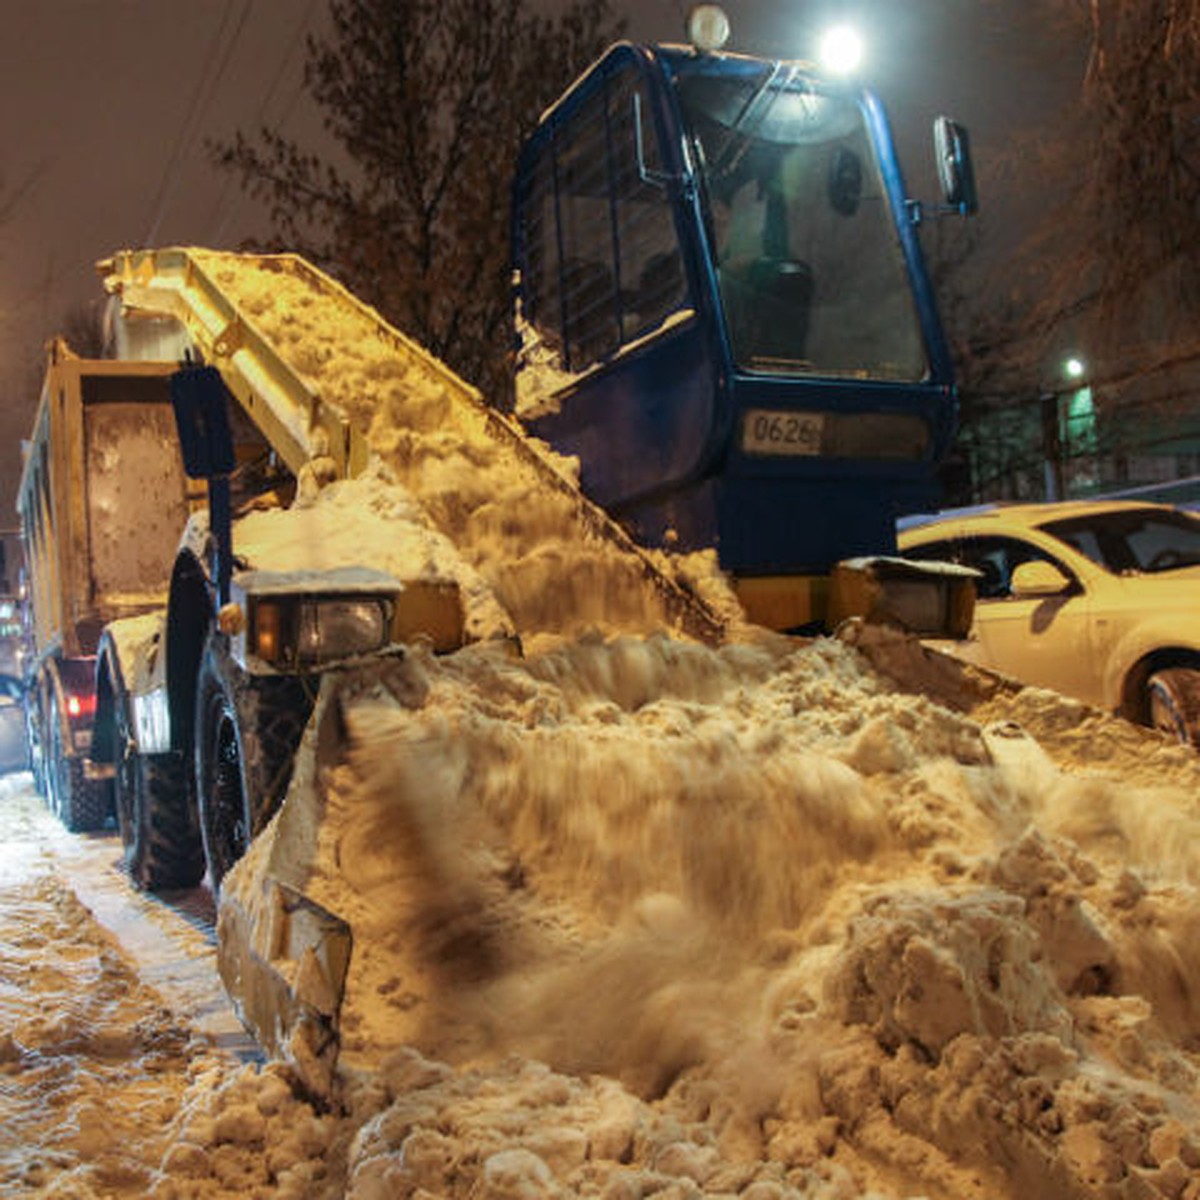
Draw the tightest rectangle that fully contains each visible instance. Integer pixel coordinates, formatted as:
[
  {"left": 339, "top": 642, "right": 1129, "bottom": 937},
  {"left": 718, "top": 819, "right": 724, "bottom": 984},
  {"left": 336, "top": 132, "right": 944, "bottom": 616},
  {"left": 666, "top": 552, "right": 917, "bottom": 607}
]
[
  {"left": 203, "top": 628, "right": 1200, "bottom": 1199},
  {"left": 10, "top": 628, "right": 1200, "bottom": 1198},
  {"left": 155, "top": 1063, "right": 345, "bottom": 1200},
  {"left": 231, "top": 465, "right": 514, "bottom": 644}
]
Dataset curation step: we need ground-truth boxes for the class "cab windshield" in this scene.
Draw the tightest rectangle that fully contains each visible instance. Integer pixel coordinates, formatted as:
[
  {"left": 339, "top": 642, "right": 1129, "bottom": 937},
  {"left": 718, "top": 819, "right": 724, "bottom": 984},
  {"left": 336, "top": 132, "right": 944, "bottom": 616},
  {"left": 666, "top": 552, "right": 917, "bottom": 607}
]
[{"left": 677, "top": 67, "right": 927, "bottom": 381}]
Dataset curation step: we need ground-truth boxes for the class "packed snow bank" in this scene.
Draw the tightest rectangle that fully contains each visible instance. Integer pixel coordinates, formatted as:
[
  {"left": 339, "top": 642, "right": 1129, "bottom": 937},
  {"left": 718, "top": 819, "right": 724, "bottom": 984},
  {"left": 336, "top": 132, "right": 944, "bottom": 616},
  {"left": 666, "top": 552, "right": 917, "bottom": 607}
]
[{"left": 206, "top": 627, "right": 1200, "bottom": 1199}]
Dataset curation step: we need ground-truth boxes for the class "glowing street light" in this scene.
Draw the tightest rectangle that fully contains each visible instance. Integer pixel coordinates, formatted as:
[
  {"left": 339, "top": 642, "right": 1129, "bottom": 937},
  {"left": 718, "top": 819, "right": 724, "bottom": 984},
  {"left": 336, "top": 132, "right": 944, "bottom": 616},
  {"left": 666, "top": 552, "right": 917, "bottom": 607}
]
[
  {"left": 819, "top": 24, "right": 863, "bottom": 76},
  {"left": 1044, "top": 356, "right": 1094, "bottom": 500}
]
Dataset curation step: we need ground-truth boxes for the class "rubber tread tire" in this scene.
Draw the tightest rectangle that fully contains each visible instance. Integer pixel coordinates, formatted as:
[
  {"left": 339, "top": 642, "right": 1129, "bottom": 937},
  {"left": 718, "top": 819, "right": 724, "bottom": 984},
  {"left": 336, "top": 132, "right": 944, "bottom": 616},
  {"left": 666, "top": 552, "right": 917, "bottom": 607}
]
[
  {"left": 51, "top": 745, "right": 112, "bottom": 834},
  {"left": 25, "top": 691, "right": 46, "bottom": 797},
  {"left": 1146, "top": 667, "right": 1200, "bottom": 747},
  {"left": 194, "top": 634, "right": 312, "bottom": 893},
  {"left": 117, "top": 752, "right": 206, "bottom": 892},
  {"left": 113, "top": 683, "right": 206, "bottom": 891}
]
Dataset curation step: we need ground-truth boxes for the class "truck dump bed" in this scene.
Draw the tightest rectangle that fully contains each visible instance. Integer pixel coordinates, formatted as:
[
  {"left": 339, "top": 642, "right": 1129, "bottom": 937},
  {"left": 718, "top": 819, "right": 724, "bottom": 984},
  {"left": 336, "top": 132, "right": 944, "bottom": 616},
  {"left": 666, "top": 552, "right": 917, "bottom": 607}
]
[
  {"left": 20, "top": 341, "right": 191, "bottom": 658},
  {"left": 18, "top": 339, "right": 193, "bottom": 829}
]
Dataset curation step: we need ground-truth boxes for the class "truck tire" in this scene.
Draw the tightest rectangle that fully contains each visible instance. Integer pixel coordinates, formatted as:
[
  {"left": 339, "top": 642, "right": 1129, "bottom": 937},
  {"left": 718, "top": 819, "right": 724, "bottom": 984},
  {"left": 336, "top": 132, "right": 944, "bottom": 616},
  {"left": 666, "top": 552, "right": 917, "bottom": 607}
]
[
  {"left": 47, "top": 693, "right": 111, "bottom": 833},
  {"left": 194, "top": 633, "right": 311, "bottom": 892},
  {"left": 25, "top": 684, "right": 46, "bottom": 797},
  {"left": 1147, "top": 667, "right": 1200, "bottom": 747},
  {"left": 114, "top": 692, "right": 205, "bottom": 891}
]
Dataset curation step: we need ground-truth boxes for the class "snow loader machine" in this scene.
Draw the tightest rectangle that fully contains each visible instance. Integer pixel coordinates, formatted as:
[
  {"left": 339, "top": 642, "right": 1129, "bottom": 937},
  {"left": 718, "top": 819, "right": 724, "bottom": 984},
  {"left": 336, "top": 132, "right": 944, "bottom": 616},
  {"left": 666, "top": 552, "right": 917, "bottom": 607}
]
[{"left": 83, "top": 11, "right": 977, "bottom": 1101}]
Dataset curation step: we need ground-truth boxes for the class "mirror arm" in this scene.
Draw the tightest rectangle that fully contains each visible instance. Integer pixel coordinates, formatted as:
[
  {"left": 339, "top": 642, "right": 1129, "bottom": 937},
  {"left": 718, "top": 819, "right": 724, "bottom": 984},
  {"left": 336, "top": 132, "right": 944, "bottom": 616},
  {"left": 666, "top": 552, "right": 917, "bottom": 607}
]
[{"left": 905, "top": 198, "right": 977, "bottom": 227}]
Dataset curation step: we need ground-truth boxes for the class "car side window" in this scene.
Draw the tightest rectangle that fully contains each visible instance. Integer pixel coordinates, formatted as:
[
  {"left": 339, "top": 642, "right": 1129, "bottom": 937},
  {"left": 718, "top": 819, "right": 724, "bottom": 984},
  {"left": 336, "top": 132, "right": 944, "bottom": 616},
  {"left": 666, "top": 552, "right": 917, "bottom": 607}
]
[{"left": 959, "top": 536, "right": 1070, "bottom": 600}]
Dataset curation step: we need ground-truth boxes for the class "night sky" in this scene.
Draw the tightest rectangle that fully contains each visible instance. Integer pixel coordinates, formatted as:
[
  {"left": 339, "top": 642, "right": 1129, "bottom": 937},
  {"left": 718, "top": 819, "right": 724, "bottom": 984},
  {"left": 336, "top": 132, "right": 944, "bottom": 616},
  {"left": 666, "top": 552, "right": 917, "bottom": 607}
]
[{"left": 0, "top": 0, "right": 1077, "bottom": 520}]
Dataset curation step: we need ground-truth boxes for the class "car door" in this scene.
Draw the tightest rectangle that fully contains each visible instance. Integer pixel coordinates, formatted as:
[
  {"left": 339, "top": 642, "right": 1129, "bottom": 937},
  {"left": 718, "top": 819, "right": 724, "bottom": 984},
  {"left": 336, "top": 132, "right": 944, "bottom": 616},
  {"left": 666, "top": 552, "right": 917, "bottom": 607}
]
[{"left": 957, "top": 534, "right": 1105, "bottom": 704}]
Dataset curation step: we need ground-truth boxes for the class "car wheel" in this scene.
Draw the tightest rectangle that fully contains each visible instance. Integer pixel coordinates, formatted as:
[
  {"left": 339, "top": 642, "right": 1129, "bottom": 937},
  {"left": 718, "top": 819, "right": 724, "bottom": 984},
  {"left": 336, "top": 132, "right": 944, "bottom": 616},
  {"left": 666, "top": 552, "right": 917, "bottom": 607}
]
[{"left": 1146, "top": 668, "right": 1200, "bottom": 747}]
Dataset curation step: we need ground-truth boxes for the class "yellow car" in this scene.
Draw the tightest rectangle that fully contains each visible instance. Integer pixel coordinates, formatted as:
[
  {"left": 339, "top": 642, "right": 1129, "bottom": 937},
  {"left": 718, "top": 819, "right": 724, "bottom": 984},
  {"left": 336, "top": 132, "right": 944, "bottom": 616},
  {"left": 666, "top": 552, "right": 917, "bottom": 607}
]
[{"left": 897, "top": 499, "right": 1200, "bottom": 745}]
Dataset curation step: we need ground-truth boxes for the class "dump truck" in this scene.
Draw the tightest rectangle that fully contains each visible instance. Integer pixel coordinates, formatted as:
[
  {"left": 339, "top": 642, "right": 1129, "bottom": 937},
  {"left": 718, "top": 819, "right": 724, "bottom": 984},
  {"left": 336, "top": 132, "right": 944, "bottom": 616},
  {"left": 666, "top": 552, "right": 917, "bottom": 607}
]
[
  {"left": 31, "top": 16, "right": 978, "bottom": 1098},
  {"left": 17, "top": 339, "right": 196, "bottom": 830}
]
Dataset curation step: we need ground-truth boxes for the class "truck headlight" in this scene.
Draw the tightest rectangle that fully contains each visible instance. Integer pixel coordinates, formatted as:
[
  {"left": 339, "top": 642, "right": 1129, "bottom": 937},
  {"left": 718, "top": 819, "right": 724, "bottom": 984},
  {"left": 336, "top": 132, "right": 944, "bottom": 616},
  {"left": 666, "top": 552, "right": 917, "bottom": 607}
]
[
  {"left": 252, "top": 596, "right": 393, "bottom": 667},
  {"left": 297, "top": 599, "right": 389, "bottom": 662}
]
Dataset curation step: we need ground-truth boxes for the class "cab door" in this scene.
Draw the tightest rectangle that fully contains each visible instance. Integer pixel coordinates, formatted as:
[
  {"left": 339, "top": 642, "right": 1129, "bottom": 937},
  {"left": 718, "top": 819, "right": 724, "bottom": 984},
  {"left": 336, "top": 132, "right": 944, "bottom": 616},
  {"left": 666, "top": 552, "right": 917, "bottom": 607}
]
[{"left": 511, "top": 51, "right": 722, "bottom": 519}]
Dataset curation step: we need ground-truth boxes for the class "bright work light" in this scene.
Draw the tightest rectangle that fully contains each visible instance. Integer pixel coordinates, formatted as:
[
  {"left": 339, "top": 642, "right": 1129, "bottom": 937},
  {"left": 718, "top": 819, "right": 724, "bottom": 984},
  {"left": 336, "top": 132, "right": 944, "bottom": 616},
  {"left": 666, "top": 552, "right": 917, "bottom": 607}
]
[
  {"left": 819, "top": 24, "right": 863, "bottom": 75},
  {"left": 687, "top": 4, "right": 730, "bottom": 53}
]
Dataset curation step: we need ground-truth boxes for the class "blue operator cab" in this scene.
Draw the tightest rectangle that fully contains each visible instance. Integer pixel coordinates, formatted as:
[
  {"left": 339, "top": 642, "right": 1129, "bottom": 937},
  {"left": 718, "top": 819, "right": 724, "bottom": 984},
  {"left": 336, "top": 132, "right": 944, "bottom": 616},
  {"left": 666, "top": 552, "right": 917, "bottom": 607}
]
[{"left": 510, "top": 23, "right": 976, "bottom": 630}]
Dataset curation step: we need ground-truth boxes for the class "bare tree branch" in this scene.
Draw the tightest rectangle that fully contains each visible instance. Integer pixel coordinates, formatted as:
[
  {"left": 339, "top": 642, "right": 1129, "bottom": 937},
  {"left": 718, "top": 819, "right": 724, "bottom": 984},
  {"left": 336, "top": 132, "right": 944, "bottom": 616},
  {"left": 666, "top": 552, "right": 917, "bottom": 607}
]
[{"left": 209, "top": 0, "right": 624, "bottom": 402}]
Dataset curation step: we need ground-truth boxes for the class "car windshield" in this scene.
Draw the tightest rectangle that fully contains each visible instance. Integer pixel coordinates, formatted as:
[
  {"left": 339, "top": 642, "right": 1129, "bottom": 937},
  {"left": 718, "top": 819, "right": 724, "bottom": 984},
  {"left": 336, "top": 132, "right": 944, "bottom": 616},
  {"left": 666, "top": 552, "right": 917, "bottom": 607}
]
[
  {"left": 1039, "top": 507, "right": 1200, "bottom": 574},
  {"left": 675, "top": 67, "right": 927, "bottom": 381}
]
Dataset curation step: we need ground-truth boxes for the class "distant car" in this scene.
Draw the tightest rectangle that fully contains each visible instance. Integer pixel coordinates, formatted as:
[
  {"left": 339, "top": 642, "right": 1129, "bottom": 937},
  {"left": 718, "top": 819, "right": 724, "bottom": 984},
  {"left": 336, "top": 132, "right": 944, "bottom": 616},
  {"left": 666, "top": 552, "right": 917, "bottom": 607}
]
[
  {"left": 0, "top": 673, "right": 27, "bottom": 775},
  {"left": 897, "top": 500, "right": 1200, "bottom": 745}
]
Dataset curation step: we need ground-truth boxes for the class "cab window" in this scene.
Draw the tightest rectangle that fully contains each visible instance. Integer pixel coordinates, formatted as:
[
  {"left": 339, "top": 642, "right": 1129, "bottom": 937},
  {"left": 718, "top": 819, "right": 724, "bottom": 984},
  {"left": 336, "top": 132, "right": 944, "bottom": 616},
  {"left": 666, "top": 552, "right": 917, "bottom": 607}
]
[{"left": 515, "top": 61, "right": 687, "bottom": 374}]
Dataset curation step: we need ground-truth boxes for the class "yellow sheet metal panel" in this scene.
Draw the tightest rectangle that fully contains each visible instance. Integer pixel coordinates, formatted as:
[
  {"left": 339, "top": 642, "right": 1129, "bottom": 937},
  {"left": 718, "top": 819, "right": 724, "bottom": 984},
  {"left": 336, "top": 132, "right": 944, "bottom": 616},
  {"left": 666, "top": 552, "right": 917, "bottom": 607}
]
[{"left": 732, "top": 574, "right": 829, "bottom": 632}]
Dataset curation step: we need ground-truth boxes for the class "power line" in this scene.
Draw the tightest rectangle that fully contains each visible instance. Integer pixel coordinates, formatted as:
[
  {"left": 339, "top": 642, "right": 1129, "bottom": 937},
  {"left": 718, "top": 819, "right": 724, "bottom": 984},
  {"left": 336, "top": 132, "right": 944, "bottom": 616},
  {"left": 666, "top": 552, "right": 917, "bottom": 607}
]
[
  {"left": 142, "top": 0, "right": 253, "bottom": 246},
  {"left": 207, "top": 0, "right": 320, "bottom": 247}
]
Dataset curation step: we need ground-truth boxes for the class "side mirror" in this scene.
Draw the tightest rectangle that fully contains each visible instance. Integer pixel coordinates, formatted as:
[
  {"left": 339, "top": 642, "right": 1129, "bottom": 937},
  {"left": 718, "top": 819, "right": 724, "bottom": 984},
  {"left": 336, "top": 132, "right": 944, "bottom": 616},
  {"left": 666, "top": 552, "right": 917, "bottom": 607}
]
[
  {"left": 934, "top": 117, "right": 978, "bottom": 216},
  {"left": 1010, "top": 560, "right": 1070, "bottom": 598},
  {"left": 170, "top": 362, "right": 236, "bottom": 605},
  {"left": 169, "top": 363, "right": 236, "bottom": 481}
]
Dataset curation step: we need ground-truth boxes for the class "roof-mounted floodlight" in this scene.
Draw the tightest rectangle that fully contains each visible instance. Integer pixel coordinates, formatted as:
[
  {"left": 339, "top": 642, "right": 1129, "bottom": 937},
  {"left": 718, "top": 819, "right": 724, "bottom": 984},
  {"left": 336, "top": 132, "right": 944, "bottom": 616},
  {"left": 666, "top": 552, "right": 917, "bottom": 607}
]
[
  {"left": 818, "top": 24, "right": 863, "bottom": 76},
  {"left": 687, "top": 4, "right": 730, "bottom": 53}
]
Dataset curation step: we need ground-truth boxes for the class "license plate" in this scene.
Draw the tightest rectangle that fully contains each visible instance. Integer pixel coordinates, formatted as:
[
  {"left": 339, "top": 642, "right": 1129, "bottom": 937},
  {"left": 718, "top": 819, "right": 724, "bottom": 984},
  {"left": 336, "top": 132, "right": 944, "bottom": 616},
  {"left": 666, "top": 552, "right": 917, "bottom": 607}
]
[{"left": 742, "top": 409, "right": 824, "bottom": 456}]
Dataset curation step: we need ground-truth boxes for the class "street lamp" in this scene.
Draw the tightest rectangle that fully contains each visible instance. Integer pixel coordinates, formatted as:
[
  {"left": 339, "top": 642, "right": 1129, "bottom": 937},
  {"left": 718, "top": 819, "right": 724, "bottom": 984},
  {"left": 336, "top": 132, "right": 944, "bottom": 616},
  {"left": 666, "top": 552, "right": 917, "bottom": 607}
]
[{"left": 1043, "top": 356, "right": 1090, "bottom": 501}]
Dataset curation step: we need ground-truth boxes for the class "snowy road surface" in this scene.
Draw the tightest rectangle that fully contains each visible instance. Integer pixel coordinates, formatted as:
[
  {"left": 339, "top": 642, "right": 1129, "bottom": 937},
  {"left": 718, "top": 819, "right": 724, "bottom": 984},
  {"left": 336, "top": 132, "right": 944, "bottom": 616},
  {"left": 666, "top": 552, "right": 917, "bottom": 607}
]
[
  {"left": 0, "top": 772, "right": 250, "bottom": 1052},
  {"left": 0, "top": 772, "right": 284, "bottom": 1197}
]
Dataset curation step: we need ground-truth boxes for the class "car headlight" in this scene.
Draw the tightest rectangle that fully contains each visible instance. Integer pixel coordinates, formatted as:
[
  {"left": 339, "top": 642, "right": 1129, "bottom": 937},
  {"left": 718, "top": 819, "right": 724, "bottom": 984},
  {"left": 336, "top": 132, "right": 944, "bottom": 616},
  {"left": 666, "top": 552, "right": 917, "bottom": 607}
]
[{"left": 253, "top": 596, "right": 393, "bottom": 667}]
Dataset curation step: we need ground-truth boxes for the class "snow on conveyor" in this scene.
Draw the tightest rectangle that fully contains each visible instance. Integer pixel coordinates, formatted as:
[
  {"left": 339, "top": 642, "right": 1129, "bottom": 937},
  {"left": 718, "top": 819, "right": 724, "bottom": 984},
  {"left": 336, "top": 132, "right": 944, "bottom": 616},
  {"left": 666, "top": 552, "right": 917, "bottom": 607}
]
[{"left": 190, "top": 249, "right": 730, "bottom": 650}]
